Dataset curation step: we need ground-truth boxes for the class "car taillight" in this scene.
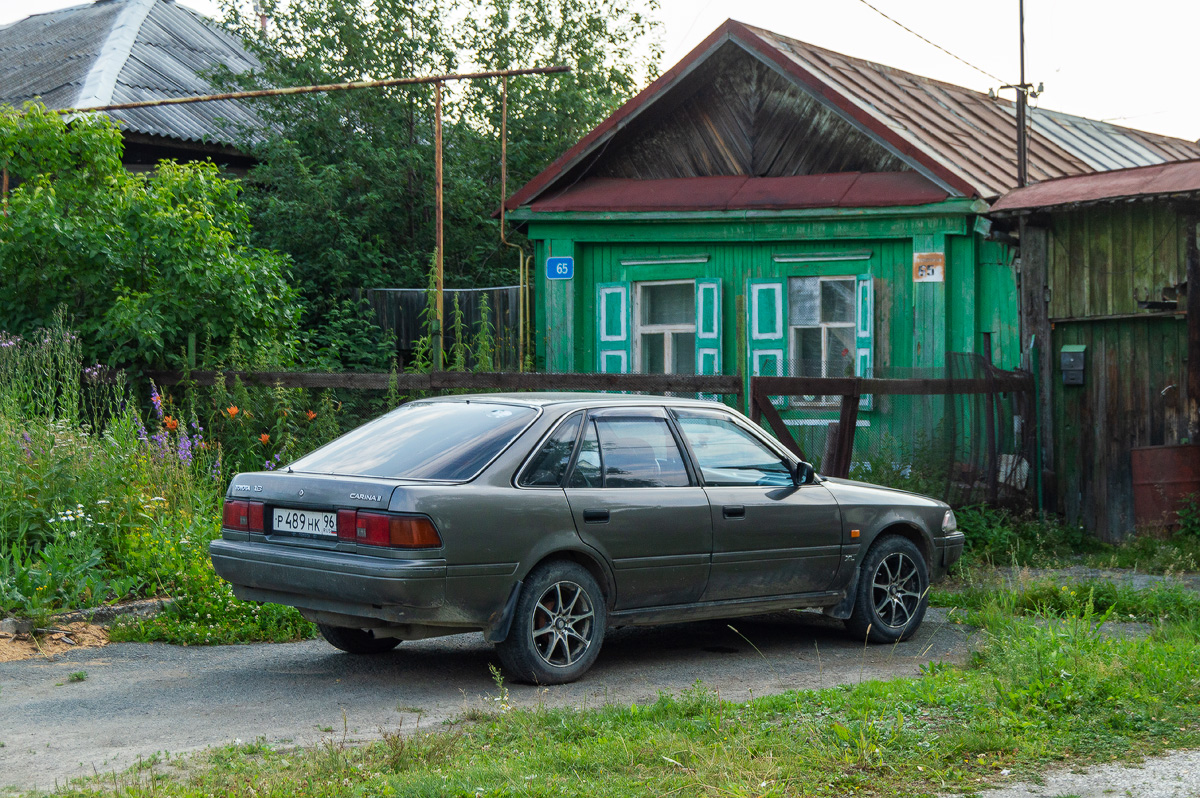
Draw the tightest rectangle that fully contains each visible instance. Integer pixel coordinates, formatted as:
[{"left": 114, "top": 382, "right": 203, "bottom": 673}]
[
  {"left": 222, "top": 499, "right": 264, "bottom": 532},
  {"left": 335, "top": 511, "right": 441, "bottom": 549}
]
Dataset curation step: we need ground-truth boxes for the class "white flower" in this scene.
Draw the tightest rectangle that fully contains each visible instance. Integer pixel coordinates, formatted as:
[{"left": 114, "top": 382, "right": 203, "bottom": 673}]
[
  {"left": 152, "top": 497, "right": 166, "bottom": 502},
  {"left": 97, "top": 500, "right": 110, "bottom": 505},
  {"left": 70, "top": 531, "right": 76, "bottom": 538}
]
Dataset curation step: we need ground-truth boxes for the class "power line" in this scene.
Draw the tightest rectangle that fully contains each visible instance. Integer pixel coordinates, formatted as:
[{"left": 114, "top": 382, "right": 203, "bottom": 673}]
[{"left": 853, "top": 0, "right": 1003, "bottom": 84}]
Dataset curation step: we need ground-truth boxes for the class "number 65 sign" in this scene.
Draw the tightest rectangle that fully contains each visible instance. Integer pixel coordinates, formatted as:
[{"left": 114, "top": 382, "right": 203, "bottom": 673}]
[
  {"left": 546, "top": 256, "right": 574, "bottom": 280},
  {"left": 913, "top": 251, "right": 945, "bottom": 283}
]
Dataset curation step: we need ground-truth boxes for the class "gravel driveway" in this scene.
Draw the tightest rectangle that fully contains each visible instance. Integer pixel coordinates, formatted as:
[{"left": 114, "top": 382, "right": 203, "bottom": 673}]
[{"left": 1, "top": 608, "right": 971, "bottom": 792}]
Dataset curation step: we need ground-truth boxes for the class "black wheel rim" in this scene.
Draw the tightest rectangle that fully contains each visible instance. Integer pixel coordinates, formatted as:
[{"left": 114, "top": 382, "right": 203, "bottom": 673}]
[
  {"left": 871, "top": 552, "right": 922, "bottom": 630},
  {"left": 530, "top": 580, "right": 595, "bottom": 668}
]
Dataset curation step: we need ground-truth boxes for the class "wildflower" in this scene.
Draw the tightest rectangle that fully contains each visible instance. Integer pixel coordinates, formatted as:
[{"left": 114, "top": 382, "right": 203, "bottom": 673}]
[
  {"left": 259, "top": 433, "right": 270, "bottom": 444},
  {"left": 225, "top": 406, "right": 239, "bottom": 418},
  {"left": 305, "top": 410, "right": 317, "bottom": 421},
  {"left": 163, "top": 416, "right": 179, "bottom": 432},
  {"left": 150, "top": 385, "right": 164, "bottom": 419}
]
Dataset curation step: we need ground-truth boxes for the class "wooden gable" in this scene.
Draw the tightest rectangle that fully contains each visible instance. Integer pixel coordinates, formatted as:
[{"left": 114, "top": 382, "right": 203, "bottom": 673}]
[{"left": 588, "top": 42, "right": 910, "bottom": 181}]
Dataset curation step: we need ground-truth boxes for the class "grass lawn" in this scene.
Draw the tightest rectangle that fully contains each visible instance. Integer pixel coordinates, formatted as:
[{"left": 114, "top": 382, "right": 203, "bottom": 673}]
[{"left": 41, "top": 587, "right": 1200, "bottom": 798}]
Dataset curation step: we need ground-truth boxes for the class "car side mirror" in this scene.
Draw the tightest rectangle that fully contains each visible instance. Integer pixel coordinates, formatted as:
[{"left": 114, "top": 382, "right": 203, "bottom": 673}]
[{"left": 791, "top": 460, "right": 816, "bottom": 486}]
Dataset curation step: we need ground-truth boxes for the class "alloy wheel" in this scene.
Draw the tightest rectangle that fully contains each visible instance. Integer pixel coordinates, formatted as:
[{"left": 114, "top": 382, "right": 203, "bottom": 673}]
[
  {"left": 870, "top": 552, "right": 922, "bottom": 630},
  {"left": 530, "top": 580, "right": 595, "bottom": 668}
]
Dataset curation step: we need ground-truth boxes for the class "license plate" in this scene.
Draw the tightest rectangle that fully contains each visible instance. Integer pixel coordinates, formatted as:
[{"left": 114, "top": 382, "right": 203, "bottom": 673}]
[{"left": 272, "top": 507, "right": 337, "bottom": 537}]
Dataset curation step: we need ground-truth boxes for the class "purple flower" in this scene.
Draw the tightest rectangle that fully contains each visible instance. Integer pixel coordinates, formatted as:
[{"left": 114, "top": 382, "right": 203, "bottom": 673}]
[
  {"left": 149, "top": 384, "right": 163, "bottom": 419},
  {"left": 83, "top": 363, "right": 104, "bottom": 383},
  {"left": 264, "top": 459, "right": 275, "bottom": 471}
]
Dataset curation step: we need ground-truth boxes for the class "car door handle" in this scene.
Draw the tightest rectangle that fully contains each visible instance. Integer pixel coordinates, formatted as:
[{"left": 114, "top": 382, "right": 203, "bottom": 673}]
[
  {"left": 582, "top": 509, "right": 610, "bottom": 524},
  {"left": 722, "top": 505, "right": 745, "bottom": 519}
]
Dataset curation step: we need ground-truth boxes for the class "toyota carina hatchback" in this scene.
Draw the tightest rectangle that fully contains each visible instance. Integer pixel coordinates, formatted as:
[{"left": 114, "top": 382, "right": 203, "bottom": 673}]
[{"left": 210, "top": 393, "right": 964, "bottom": 684}]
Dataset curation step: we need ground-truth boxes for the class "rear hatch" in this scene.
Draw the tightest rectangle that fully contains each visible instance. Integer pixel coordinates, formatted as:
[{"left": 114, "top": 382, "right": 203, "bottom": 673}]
[{"left": 226, "top": 471, "right": 403, "bottom": 548}]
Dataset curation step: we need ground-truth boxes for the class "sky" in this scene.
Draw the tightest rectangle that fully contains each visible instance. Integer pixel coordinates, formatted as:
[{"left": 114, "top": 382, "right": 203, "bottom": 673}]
[{"left": 3, "top": 0, "right": 1198, "bottom": 142}]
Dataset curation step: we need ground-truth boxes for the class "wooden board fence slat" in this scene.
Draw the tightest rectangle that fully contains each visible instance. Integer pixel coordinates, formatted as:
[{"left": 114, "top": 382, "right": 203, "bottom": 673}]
[{"left": 146, "top": 370, "right": 745, "bottom": 399}]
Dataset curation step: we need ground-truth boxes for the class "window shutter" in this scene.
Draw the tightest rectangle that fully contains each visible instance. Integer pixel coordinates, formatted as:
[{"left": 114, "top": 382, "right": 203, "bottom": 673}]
[
  {"left": 694, "top": 278, "right": 722, "bottom": 376},
  {"left": 596, "top": 282, "right": 630, "bottom": 373},
  {"left": 856, "top": 274, "right": 874, "bottom": 409},
  {"left": 746, "top": 279, "right": 788, "bottom": 407}
]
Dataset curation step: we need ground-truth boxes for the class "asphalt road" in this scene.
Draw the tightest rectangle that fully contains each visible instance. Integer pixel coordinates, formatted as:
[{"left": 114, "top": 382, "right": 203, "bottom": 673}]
[{"left": 0, "top": 608, "right": 970, "bottom": 793}]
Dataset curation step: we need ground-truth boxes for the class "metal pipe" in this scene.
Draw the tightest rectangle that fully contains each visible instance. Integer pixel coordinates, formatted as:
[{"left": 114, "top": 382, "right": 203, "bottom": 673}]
[
  {"left": 434, "top": 81, "right": 444, "bottom": 372},
  {"left": 52, "top": 65, "right": 570, "bottom": 115},
  {"left": 1016, "top": 0, "right": 1028, "bottom": 187}
]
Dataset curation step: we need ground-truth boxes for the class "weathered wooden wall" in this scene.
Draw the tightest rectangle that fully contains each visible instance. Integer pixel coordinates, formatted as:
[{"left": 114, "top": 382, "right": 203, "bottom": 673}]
[
  {"left": 1045, "top": 204, "right": 1190, "bottom": 541},
  {"left": 368, "top": 286, "right": 520, "bottom": 367}
]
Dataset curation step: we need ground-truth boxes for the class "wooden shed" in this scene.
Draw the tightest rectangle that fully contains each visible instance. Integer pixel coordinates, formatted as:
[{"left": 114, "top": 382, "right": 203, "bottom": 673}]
[
  {"left": 504, "top": 19, "right": 1200, "bottom": 480},
  {"left": 991, "top": 161, "right": 1200, "bottom": 540}
]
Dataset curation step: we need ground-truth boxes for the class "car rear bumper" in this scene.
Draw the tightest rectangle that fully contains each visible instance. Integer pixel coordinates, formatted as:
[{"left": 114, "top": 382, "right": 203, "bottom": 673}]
[{"left": 210, "top": 538, "right": 448, "bottom": 619}]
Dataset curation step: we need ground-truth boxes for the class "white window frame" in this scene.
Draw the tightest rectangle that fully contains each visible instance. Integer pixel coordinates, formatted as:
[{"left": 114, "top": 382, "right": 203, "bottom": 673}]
[
  {"left": 634, "top": 279, "right": 697, "bottom": 374},
  {"left": 789, "top": 275, "right": 857, "bottom": 406}
]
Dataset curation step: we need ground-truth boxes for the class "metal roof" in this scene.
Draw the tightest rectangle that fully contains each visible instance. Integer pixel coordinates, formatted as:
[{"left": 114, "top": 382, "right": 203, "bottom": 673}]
[
  {"left": 0, "top": 0, "right": 264, "bottom": 149},
  {"left": 529, "top": 173, "right": 948, "bottom": 213},
  {"left": 509, "top": 19, "right": 1200, "bottom": 209},
  {"left": 989, "top": 159, "right": 1200, "bottom": 214}
]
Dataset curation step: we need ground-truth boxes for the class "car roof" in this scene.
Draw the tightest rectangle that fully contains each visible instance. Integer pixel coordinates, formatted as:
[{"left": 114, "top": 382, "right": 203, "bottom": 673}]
[{"left": 415, "top": 392, "right": 737, "bottom": 411}]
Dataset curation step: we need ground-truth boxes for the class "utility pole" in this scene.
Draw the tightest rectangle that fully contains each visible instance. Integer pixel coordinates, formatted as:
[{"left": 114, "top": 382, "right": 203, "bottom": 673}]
[
  {"left": 1016, "top": 0, "right": 1027, "bottom": 187},
  {"left": 434, "top": 80, "right": 444, "bottom": 371}
]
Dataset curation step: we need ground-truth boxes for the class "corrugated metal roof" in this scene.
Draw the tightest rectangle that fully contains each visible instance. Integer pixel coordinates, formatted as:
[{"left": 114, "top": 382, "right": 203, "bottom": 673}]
[
  {"left": 530, "top": 173, "right": 948, "bottom": 213},
  {"left": 989, "top": 159, "right": 1200, "bottom": 213},
  {"left": 0, "top": 0, "right": 264, "bottom": 149},
  {"left": 509, "top": 19, "right": 1200, "bottom": 209}
]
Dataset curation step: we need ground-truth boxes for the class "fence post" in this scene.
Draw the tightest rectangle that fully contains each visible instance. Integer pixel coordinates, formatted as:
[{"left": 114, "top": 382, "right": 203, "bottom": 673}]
[{"left": 831, "top": 390, "right": 861, "bottom": 478}]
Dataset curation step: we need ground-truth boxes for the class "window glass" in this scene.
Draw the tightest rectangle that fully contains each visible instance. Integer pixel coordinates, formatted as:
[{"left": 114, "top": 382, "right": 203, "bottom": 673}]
[
  {"left": 567, "top": 419, "right": 602, "bottom": 488},
  {"left": 821, "top": 279, "right": 855, "bottom": 323},
  {"left": 640, "top": 332, "right": 666, "bottom": 373},
  {"left": 519, "top": 413, "right": 582, "bottom": 487},
  {"left": 674, "top": 411, "right": 793, "bottom": 487},
  {"left": 290, "top": 401, "right": 537, "bottom": 481},
  {"left": 641, "top": 283, "right": 695, "bottom": 326},
  {"left": 588, "top": 416, "right": 690, "bottom": 488},
  {"left": 671, "top": 332, "right": 696, "bottom": 373},
  {"left": 788, "top": 276, "right": 820, "bottom": 326}
]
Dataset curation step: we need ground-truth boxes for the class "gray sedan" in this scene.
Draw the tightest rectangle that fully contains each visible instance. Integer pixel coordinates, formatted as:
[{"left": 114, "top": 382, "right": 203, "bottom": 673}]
[{"left": 210, "top": 393, "right": 964, "bottom": 684}]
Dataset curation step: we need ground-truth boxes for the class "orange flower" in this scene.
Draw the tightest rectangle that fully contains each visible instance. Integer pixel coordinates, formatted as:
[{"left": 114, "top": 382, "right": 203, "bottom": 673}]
[
  {"left": 226, "top": 405, "right": 239, "bottom": 417},
  {"left": 305, "top": 410, "right": 317, "bottom": 421},
  {"left": 163, "top": 416, "right": 178, "bottom": 431},
  {"left": 259, "top": 433, "right": 270, "bottom": 444}
]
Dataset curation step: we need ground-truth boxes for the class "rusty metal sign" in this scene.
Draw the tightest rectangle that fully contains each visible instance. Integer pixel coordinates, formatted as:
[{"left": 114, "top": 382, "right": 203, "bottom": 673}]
[{"left": 913, "top": 251, "right": 945, "bottom": 282}]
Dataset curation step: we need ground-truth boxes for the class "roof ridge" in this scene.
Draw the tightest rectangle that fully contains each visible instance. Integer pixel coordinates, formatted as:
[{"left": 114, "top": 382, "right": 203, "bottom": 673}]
[{"left": 75, "top": 0, "right": 157, "bottom": 109}]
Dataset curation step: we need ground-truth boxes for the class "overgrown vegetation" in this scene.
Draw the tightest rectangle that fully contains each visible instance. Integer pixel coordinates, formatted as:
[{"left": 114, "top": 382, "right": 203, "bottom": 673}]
[
  {"left": 45, "top": 597, "right": 1200, "bottom": 798},
  {"left": 0, "top": 315, "right": 314, "bottom": 641},
  {"left": 0, "top": 104, "right": 299, "bottom": 372},
  {"left": 214, "top": 0, "right": 661, "bottom": 370}
]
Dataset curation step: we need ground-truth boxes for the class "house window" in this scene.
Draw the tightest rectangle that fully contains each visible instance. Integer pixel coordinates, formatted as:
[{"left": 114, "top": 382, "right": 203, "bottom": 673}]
[
  {"left": 789, "top": 277, "right": 856, "bottom": 398},
  {"left": 636, "top": 280, "right": 696, "bottom": 374}
]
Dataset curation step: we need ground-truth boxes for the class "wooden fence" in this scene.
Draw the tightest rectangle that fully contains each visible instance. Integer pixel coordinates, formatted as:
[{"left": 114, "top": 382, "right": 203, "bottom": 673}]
[{"left": 147, "top": 369, "right": 744, "bottom": 407}]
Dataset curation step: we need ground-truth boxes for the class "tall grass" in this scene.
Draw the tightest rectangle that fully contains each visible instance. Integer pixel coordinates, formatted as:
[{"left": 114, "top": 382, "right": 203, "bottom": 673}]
[{"left": 0, "top": 314, "right": 311, "bottom": 640}]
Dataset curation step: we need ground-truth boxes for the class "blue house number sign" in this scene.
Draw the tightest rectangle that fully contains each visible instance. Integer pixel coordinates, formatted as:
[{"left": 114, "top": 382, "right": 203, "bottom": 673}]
[{"left": 546, "top": 256, "right": 574, "bottom": 280}]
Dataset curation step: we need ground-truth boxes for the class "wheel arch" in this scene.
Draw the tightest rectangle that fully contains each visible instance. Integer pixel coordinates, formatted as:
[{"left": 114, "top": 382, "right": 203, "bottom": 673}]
[
  {"left": 522, "top": 548, "right": 615, "bottom": 609},
  {"left": 869, "top": 521, "right": 933, "bottom": 572}
]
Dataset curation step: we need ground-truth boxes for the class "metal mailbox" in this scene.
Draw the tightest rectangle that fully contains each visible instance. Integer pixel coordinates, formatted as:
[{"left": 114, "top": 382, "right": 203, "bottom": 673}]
[{"left": 1060, "top": 344, "right": 1086, "bottom": 385}]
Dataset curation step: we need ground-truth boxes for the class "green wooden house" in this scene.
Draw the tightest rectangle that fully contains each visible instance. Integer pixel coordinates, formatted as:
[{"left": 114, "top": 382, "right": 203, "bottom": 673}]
[
  {"left": 991, "top": 161, "right": 1200, "bottom": 540},
  {"left": 505, "top": 20, "right": 1200, "bottom": 467}
]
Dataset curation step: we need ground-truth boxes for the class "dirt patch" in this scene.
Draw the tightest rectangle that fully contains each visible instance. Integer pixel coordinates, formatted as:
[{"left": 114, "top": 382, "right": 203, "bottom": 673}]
[{"left": 0, "top": 622, "right": 109, "bottom": 662}]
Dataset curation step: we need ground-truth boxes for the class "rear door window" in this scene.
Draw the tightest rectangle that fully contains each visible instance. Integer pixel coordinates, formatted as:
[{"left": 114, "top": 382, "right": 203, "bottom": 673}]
[{"left": 567, "top": 414, "right": 691, "bottom": 488}]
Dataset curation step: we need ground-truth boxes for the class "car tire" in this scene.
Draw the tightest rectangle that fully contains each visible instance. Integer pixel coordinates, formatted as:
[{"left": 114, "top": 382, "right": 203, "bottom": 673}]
[
  {"left": 844, "top": 535, "right": 929, "bottom": 644},
  {"left": 496, "top": 561, "right": 607, "bottom": 685},
  {"left": 317, "top": 623, "right": 401, "bottom": 654}
]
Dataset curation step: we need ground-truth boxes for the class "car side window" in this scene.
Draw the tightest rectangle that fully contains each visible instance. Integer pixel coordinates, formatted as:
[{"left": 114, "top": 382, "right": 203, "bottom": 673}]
[
  {"left": 567, "top": 419, "right": 603, "bottom": 488},
  {"left": 518, "top": 413, "right": 583, "bottom": 487},
  {"left": 673, "top": 411, "right": 793, "bottom": 487},
  {"left": 593, "top": 416, "right": 690, "bottom": 488}
]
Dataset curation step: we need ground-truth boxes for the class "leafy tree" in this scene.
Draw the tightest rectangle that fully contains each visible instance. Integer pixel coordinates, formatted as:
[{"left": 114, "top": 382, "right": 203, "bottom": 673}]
[
  {"left": 0, "top": 103, "right": 299, "bottom": 371},
  {"left": 215, "top": 0, "right": 660, "bottom": 369}
]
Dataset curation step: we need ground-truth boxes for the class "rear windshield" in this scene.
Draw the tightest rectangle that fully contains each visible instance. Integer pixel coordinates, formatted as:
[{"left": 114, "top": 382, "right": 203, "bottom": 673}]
[{"left": 289, "top": 401, "right": 539, "bottom": 481}]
